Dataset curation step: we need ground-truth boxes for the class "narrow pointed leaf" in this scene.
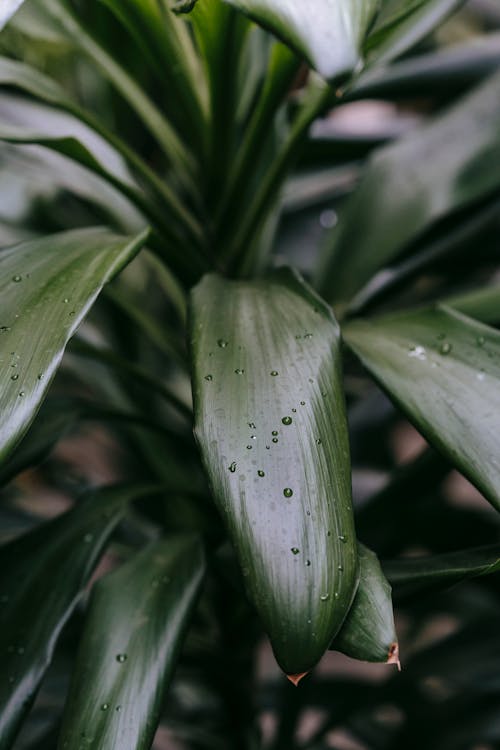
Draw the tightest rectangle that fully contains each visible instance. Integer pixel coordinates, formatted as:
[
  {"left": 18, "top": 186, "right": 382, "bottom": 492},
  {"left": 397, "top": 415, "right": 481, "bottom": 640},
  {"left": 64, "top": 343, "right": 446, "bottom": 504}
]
[
  {"left": 221, "top": 0, "right": 380, "bottom": 81},
  {"left": 190, "top": 271, "right": 358, "bottom": 674},
  {"left": 330, "top": 544, "right": 398, "bottom": 665},
  {"left": 319, "top": 70, "right": 500, "bottom": 305},
  {"left": 445, "top": 283, "right": 500, "bottom": 325},
  {"left": 0, "top": 0, "right": 24, "bottom": 30},
  {"left": 344, "top": 306, "right": 500, "bottom": 511},
  {"left": 0, "top": 484, "right": 156, "bottom": 749},
  {"left": 58, "top": 536, "right": 205, "bottom": 750},
  {"left": 384, "top": 544, "right": 500, "bottom": 599},
  {"left": 365, "top": 0, "right": 465, "bottom": 65},
  {"left": 0, "top": 227, "right": 148, "bottom": 463}
]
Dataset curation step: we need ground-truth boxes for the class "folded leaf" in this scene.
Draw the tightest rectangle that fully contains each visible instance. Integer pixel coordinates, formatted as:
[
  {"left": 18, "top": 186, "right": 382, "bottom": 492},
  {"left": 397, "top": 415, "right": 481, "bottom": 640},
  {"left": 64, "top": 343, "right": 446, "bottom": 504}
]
[
  {"left": 384, "top": 544, "right": 500, "bottom": 598},
  {"left": 330, "top": 543, "right": 398, "bottom": 665},
  {"left": 319, "top": 69, "right": 500, "bottom": 304},
  {"left": 221, "top": 0, "right": 380, "bottom": 81},
  {"left": 190, "top": 270, "right": 358, "bottom": 675},
  {"left": 0, "top": 484, "right": 157, "bottom": 749},
  {"left": 0, "top": 227, "right": 148, "bottom": 463},
  {"left": 344, "top": 305, "right": 500, "bottom": 512},
  {"left": 58, "top": 536, "right": 205, "bottom": 750}
]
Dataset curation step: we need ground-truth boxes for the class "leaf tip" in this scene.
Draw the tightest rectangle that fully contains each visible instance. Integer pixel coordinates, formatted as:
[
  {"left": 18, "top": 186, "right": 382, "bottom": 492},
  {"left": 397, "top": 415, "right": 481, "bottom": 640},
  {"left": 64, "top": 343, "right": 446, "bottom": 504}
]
[
  {"left": 286, "top": 671, "right": 309, "bottom": 687},
  {"left": 387, "top": 642, "right": 401, "bottom": 671}
]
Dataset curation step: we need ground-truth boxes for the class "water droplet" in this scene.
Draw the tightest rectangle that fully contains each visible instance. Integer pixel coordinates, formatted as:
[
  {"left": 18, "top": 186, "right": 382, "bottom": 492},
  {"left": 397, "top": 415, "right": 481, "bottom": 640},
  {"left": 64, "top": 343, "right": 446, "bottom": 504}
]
[
  {"left": 283, "top": 488, "right": 293, "bottom": 498},
  {"left": 250, "top": 435, "right": 256, "bottom": 440},
  {"left": 408, "top": 345, "right": 426, "bottom": 361},
  {"left": 12, "top": 275, "right": 21, "bottom": 283},
  {"left": 0, "top": 326, "right": 10, "bottom": 332},
  {"left": 10, "top": 374, "right": 18, "bottom": 381},
  {"left": 246, "top": 445, "right": 252, "bottom": 450},
  {"left": 229, "top": 462, "right": 237, "bottom": 473},
  {"left": 334, "top": 592, "right": 340, "bottom": 600},
  {"left": 63, "top": 298, "right": 70, "bottom": 304},
  {"left": 339, "top": 534, "right": 347, "bottom": 543},
  {"left": 271, "top": 430, "right": 278, "bottom": 436},
  {"left": 69, "top": 311, "right": 75, "bottom": 317},
  {"left": 282, "top": 416, "right": 292, "bottom": 426},
  {"left": 291, "top": 547, "right": 300, "bottom": 555},
  {"left": 270, "top": 370, "right": 278, "bottom": 377},
  {"left": 320, "top": 594, "right": 330, "bottom": 602},
  {"left": 101, "top": 703, "right": 109, "bottom": 711},
  {"left": 304, "top": 333, "right": 313, "bottom": 340},
  {"left": 116, "top": 705, "right": 122, "bottom": 712},
  {"left": 440, "top": 342, "right": 452, "bottom": 355},
  {"left": 248, "top": 422, "right": 256, "bottom": 429},
  {"left": 18, "top": 391, "right": 25, "bottom": 398},
  {"left": 305, "top": 560, "right": 311, "bottom": 567},
  {"left": 300, "top": 401, "right": 305, "bottom": 406},
  {"left": 338, "top": 565, "right": 344, "bottom": 572},
  {"left": 217, "top": 339, "right": 228, "bottom": 348},
  {"left": 204, "top": 374, "right": 213, "bottom": 381},
  {"left": 477, "top": 336, "right": 485, "bottom": 347},
  {"left": 116, "top": 654, "right": 127, "bottom": 663},
  {"left": 316, "top": 438, "right": 322, "bottom": 445},
  {"left": 291, "top": 408, "right": 297, "bottom": 413},
  {"left": 234, "top": 368, "right": 244, "bottom": 375},
  {"left": 321, "top": 391, "right": 327, "bottom": 398},
  {"left": 272, "top": 438, "right": 278, "bottom": 444},
  {"left": 257, "top": 470, "right": 265, "bottom": 477},
  {"left": 265, "top": 445, "right": 270, "bottom": 450},
  {"left": 37, "top": 373, "right": 44, "bottom": 380},
  {"left": 83, "top": 533, "right": 93, "bottom": 543}
]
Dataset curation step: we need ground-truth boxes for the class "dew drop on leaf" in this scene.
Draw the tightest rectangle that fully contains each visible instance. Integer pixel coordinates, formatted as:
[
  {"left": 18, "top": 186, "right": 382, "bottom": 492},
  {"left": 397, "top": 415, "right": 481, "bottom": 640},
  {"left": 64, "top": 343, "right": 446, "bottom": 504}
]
[
  {"left": 283, "top": 488, "right": 293, "bottom": 498},
  {"left": 10, "top": 374, "right": 18, "bottom": 381},
  {"left": 291, "top": 547, "right": 300, "bottom": 555},
  {"left": 234, "top": 368, "right": 244, "bottom": 375},
  {"left": 101, "top": 703, "right": 109, "bottom": 712},
  {"left": 12, "top": 275, "right": 21, "bottom": 283},
  {"left": 204, "top": 374, "right": 213, "bottom": 381},
  {"left": 270, "top": 370, "right": 279, "bottom": 376},
  {"left": 282, "top": 416, "right": 292, "bottom": 425},
  {"left": 228, "top": 462, "right": 237, "bottom": 473},
  {"left": 257, "top": 470, "right": 265, "bottom": 477},
  {"left": 320, "top": 594, "right": 330, "bottom": 602},
  {"left": 116, "top": 654, "right": 127, "bottom": 663},
  {"left": 217, "top": 339, "right": 228, "bottom": 348},
  {"left": 440, "top": 342, "right": 452, "bottom": 355}
]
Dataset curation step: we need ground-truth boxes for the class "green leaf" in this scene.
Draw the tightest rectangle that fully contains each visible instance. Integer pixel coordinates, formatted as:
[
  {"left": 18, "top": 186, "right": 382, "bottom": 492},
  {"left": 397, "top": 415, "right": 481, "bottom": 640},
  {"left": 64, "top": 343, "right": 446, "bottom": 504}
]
[
  {"left": 221, "top": 0, "right": 380, "bottom": 81},
  {"left": 365, "top": 0, "right": 466, "bottom": 64},
  {"left": 344, "top": 305, "right": 500, "bottom": 512},
  {"left": 58, "top": 535, "right": 205, "bottom": 750},
  {"left": 0, "top": 0, "right": 24, "bottom": 30},
  {"left": 319, "top": 70, "right": 500, "bottom": 305},
  {"left": 0, "top": 483, "right": 157, "bottom": 749},
  {"left": 0, "top": 227, "right": 148, "bottom": 463},
  {"left": 445, "top": 282, "right": 500, "bottom": 326},
  {"left": 190, "top": 270, "right": 358, "bottom": 676},
  {"left": 330, "top": 544, "right": 398, "bottom": 665},
  {"left": 384, "top": 544, "right": 500, "bottom": 598}
]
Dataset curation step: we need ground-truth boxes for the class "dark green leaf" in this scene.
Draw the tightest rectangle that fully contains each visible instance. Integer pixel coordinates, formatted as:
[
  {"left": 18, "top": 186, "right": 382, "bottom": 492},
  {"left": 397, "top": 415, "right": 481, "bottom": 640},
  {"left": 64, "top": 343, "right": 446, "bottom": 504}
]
[
  {"left": 0, "top": 484, "right": 157, "bottom": 749},
  {"left": 221, "top": 0, "right": 380, "bottom": 81},
  {"left": 446, "top": 282, "right": 500, "bottom": 325},
  {"left": 0, "top": 227, "right": 148, "bottom": 463},
  {"left": 58, "top": 535, "right": 205, "bottom": 750},
  {"left": 384, "top": 544, "right": 500, "bottom": 598},
  {"left": 190, "top": 271, "right": 358, "bottom": 675},
  {"left": 330, "top": 544, "right": 398, "bottom": 665},
  {"left": 344, "top": 305, "right": 500, "bottom": 511},
  {"left": 319, "top": 70, "right": 500, "bottom": 305},
  {"left": 366, "top": 0, "right": 465, "bottom": 64}
]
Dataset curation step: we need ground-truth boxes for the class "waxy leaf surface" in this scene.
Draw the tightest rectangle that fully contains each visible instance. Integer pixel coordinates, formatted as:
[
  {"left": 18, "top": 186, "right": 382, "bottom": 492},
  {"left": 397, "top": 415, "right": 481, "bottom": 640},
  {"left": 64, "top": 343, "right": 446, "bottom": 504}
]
[{"left": 191, "top": 270, "right": 358, "bottom": 674}]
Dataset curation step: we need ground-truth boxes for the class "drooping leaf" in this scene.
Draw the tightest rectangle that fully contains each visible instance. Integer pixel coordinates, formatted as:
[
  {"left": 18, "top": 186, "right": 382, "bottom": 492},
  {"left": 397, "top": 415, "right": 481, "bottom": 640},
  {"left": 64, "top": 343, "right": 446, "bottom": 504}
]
[
  {"left": 344, "top": 305, "right": 500, "bottom": 512},
  {"left": 384, "top": 544, "right": 500, "bottom": 599},
  {"left": 0, "top": 227, "right": 148, "bottom": 463},
  {"left": 0, "top": 484, "right": 157, "bottom": 749},
  {"left": 330, "top": 543, "right": 398, "bottom": 665},
  {"left": 365, "top": 0, "right": 466, "bottom": 65},
  {"left": 190, "top": 270, "right": 358, "bottom": 676},
  {"left": 319, "top": 70, "right": 500, "bottom": 305},
  {"left": 0, "top": 0, "right": 24, "bottom": 30},
  {"left": 220, "top": 0, "right": 380, "bottom": 81},
  {"left": 446, "top": 282, "right": 500, "bottom": 326},
  {"left": 58, "top": 536, "right": 205, "bottom": 750}
]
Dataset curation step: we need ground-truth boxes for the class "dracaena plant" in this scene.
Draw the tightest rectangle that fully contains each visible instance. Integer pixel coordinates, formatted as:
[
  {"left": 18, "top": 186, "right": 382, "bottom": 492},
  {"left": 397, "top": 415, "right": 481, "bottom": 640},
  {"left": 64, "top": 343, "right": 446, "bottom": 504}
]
[{"left": 1, "top": 0, "right": 500, "bottom": 748}]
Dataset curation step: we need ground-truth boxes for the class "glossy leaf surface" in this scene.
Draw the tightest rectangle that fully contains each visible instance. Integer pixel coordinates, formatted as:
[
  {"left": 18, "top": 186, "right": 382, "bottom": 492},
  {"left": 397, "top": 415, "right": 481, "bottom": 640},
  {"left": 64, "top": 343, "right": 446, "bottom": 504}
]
[
  {"left": 331, "top": 544, "right": 398, "bottom": 664},
  {"left": 221, "top": 0, "right": 379, "bottom": 81},
  {"left": 0, "top": 484, "right": 154, "bottom": 749},
  {"left": 344, "top": 306, "right": 500, "bottom": 511},
  {"left": 0, "top": 0, "right": 23, "bottom": 30},
  {"left": 191, "top": 271, "right": 357, "bottom": 674},
  {"left": 319, "top": 70, "right": 500, "bottom": 304},
  {"left": 0, "top": 227, "right": 148, "bottom": 463},
  {"left": 58, "top": 536, "right": 205, "bottom": 750},
  {"left": 385, "top": 544, "right": 500, "bottom": 598}
]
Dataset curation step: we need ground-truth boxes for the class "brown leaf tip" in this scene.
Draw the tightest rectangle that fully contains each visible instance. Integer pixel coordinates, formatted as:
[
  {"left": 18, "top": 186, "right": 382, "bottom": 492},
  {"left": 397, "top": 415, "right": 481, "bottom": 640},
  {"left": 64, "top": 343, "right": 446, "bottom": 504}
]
[
  {"left": 387, "top": 642, "right": 401, "bottom": 672},
  {"left": 286, "top": 672, "right": 309, "bottom": 687}
]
